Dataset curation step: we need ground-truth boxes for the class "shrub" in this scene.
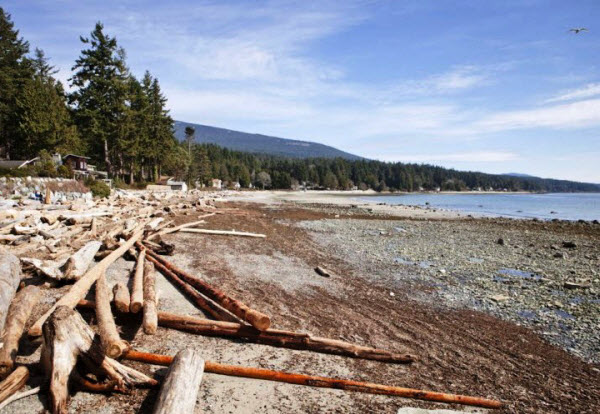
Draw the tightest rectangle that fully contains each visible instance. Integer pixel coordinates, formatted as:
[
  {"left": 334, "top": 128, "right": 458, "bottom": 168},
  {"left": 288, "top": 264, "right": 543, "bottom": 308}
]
[
  {"left": 57, "top": 164, "right": 73, "bottom": 178},
  {"left": 86, "top": 180, "right": 111, "bottom": 198}
]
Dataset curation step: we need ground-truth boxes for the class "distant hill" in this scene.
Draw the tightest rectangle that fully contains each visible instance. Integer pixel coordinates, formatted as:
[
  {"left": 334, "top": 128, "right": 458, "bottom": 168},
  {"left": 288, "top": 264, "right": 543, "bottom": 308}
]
[
  {"left": 173, "top": 121, "right": 362, "bottom": 160},
  {"left": 505, "top": 172, "right": 536, "bottom": 178}
]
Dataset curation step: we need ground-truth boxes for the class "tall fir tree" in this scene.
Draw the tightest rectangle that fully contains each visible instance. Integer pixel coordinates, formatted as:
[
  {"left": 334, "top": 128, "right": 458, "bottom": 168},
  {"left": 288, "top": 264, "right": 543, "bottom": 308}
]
[
  {"left": 0, "top": 8, "right": 33, "bottom": 159},
  {"left": 70, "top": 22, "right": 129, "bottom": 176}
]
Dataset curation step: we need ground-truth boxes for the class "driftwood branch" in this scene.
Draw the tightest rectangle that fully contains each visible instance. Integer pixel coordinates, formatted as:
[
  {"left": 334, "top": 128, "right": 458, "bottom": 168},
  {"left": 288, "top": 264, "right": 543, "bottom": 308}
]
[
  {"left": 42, "top": 306, "right": 157, "bottom": 414},
  {"left": 143, "top": 261, "right": 158, "bottom": 334},
  {"left": 0, "top": 366, "right": 28, "bottom": 406},
  {"left": 143, "top": 249, "right": 270, "bottom": 330},
  {"left": 125, "top": 349, "right": 502, "bottom": 409},
  {"left": 130, "top": 249, "right": 145, "bottom": 313},
  {"left": 152, "top": 350, "right": 204, "bottom": 414},
  {"left": 180, "top": 228, "right": 266, "bottom": 238},
  {"left": 0, "top": 250, "right": 21, "bottom": 334},
  {"left": 0, "top": 285, "right": 41, "bottom": 379},
  {"left": 112, "top": 282, "right": 130, "bottom": 313},
  {"left": 29, "top": 222, "right": 147, "bottom": 337},
  {"left": 95, "top": 272, "right": 129, "bottom": 358}
]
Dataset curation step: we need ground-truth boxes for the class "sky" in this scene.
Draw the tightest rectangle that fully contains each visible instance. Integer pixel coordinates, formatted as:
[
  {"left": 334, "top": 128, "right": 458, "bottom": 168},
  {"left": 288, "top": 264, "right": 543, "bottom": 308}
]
[{"left": 4, "top": 0, "right": 600, "bottom": 182}]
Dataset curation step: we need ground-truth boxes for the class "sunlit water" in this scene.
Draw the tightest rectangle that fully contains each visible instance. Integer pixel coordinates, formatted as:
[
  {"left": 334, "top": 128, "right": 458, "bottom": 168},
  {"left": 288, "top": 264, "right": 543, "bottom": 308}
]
[{"left": 357, "top": 193, "right": 600, "bottom": 221}]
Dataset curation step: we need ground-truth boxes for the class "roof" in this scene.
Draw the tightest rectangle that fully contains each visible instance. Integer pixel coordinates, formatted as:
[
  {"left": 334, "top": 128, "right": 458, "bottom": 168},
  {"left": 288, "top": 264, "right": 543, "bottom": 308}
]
[
  {"left": 0, "top": 160, "right": 28, "bottom": 169},
  {"left": 63, "top": 154, "right": 90, "bottom": 160}
]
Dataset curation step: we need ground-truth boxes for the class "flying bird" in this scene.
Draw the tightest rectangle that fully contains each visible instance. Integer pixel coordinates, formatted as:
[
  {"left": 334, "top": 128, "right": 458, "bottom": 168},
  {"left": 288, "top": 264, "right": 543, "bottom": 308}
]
[{"left": 568, "top": 27, "right": 588, "bottom": 34}]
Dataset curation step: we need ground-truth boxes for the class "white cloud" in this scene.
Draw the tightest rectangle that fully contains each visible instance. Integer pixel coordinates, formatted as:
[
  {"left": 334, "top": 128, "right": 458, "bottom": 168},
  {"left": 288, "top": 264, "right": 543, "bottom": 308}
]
[
  {"left": 474, "top": 99, "right": 600, "bottom": 132},
  {"left": 545, "top": 83, "right": 600, "bottom": 103}
]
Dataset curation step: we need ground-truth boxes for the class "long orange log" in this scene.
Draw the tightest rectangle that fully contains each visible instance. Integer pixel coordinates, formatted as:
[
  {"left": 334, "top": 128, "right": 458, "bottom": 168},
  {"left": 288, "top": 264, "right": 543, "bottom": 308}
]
[
  {"left": 140, "top": 245, "right": 271, "bottom": 331},
  {"left": 76, "top": 301, "right": 413, "bottom": 364},
  {"left": 123, "top": 350, "right": 503, "bottom": 409}
]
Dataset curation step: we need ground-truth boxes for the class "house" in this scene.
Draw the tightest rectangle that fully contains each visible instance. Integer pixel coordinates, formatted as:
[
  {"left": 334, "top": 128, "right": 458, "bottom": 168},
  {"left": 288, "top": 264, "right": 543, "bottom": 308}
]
[
  {"left": 232, "top": 181, "right": 241, "bottom": 190},
  {"left": 166, "top": 178, "right": 188, "bottom": 192},
  {"left": 62, "top": 154, "right": 90, "bottom": 172},
  {"left": 211, "top": 178, "right": 222, "bottom": 189}
]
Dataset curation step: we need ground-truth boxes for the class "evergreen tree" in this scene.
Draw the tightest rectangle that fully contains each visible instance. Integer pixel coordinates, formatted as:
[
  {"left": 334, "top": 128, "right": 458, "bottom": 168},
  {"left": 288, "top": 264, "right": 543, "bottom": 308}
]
[
  {"left": 70, "top": 22, "right": 129, "bottom": 176},
  {"left": 0, "top": 8, "right": 33, "bottom": 159}
]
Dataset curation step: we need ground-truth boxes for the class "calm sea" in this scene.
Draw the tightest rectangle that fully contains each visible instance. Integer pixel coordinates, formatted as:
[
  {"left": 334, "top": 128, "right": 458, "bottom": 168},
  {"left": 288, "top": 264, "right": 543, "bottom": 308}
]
[{"left": 357, "top": 193, "right": 600, "bottom": 221}]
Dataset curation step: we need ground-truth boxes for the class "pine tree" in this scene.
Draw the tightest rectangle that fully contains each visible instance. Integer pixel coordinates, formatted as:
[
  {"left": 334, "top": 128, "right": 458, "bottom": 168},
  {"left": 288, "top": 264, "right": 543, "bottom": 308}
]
[
  {"left": 70, "top": 22, "right": 129, "bottom": 176},
  {"left": 0, "top": 8, "right": 33, "bottom": 159}
]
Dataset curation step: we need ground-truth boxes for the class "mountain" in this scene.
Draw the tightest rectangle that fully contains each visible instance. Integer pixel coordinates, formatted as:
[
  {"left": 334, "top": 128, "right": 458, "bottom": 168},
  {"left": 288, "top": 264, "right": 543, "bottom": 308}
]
[
  {"left": 505, "top": 173, "right": 536, "bottom": 178},
  {"left": 173, "top": 121, "right": 362, "bottom": 160}
]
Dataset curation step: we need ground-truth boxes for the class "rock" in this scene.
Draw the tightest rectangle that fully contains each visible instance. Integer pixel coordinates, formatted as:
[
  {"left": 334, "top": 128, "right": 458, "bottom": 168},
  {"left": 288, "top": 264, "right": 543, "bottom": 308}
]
[
  {"left": 389, "top": 291, "right": 395, "bottom": 297},
  {"left": 397, "top": 408, "right": 468, "bottom": 414},
  {"left": 564, "top": 281, "right": 591, "bottom": 290},
  {"left": 562, "top": 241, "right": 577, "bottom": 249},
  {"left": 496, "top": 238, "right": 505, "bottom": 246},
  {"left": 553, "top": 251, "right": 567, "bottom": 259},
  {"left": 490, "top": 294, "right": 509, "bottom": 303}
]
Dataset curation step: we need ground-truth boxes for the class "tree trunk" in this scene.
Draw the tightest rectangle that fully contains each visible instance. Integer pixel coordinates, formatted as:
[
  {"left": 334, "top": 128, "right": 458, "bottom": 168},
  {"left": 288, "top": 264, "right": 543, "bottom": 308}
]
[
  {"left": 130, "top": 249, "right": 145, "bottom": 313},
  {"left": 0, "top": 366, "right": 28, "bottom": 406},
  {"left": 0, "top": 251, "right": 21, "bottom": 334},
  {"left": 0, "top": 286, "right": 41, "bottom": 379},
  {"left": 152, "top": 350, "right": 204, "bottom": 414},
  {"left": 129, "top": 160, "right": 134, "bottom": 184},
  {"left": 140, "top": 250, "right": 240, "bottom": 323},
  {"left": 28, "top": 222, "right": 147, "bottom": 337},
  {"left": 112, "top": 282, "right": 130, "bottom": 313},
  {"left": 42, "top": 307, "right": 157, "bottom": 414},
  {"left": 125, "top": 350, "right": 502, "bottom": 409},
  {"left": 144, "top": 249, "right": 270, "bottom": 330},
  {"left": 104, "top": 139, "right": 112, "bottom": 177},
  {"left": 95, "top": 272, "right": 129, "bottom": 358},
  {"left": 143, "top": 261, "right": 158, "bottom": 334}
]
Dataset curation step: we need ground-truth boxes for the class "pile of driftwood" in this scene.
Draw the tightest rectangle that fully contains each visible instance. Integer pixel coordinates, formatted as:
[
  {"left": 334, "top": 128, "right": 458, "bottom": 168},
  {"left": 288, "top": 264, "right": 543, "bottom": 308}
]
[{"left": 0, "top": 191, "right": 503, "bottom": 412}]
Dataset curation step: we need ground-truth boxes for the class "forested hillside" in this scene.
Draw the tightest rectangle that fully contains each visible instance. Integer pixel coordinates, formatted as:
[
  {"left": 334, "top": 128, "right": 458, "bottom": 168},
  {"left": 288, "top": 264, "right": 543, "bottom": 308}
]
[
  {"left": 184, "top": 144, "right": 600, "bottom": 192},
  {"left": 173, "top": 121, "right": 362, "bottom": 160}
]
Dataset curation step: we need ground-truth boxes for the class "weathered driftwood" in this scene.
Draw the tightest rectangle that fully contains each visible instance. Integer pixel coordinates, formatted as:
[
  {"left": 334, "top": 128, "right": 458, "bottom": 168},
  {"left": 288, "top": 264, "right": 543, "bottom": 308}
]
[
  {"left": 125, "top": 350, "right": 503, "bottom": 409},
  {"left": 315, "top": 266, "right": 332, "bottom": 277},
  {"left": 28, "top": 222, "right": 147, "bottom": 337},
  {"left": 152, "top": 349, "right": 204, "bottom": 414},
  {"left": 0, "top": 366, "right": 28, "bottom": 406},
  {"left": 144, "top": 249, "right": 270, "bottom": 330},
  {"left": 60, "top": 241, "right": 102, "bottom": 280},
  {"left": 140, "top": 251, "right": 240, "bottom": 323},
  {"left": 44, "top": 188, "right": 52, "bottom": 204},
  {"left": 130, "top": 249, "right": 146, "bottom": 313},
  {"left": 145, "top": 218, "right": 164, "bottom": 231},
  {"left": 90, "top": 217, "right": 98, "bottom": 236},
  {"left": 0, "top": 385, "right": 40, "bottom": 411},
  {"left": 157, "top": 311, "right": 414, "bottom": 364},
  {"left": 42, "top": 307, "right": 157, "bottom": 414},
  {"left": 143, "top": 261, "right": 158, "bottom": 334},
  {"left": 112, "top": 282, "right": 130, "bottom": 313},
  {"left": 146, "top": 216, "right": 212, "bottom": 241},
  {"left": 180, "top": 228, "right": 266, "bottom": 238},
  {"left": 0, "top": 286, "right": 41, "bottom": 379},
  {"left": 0, "top": 250, "right": 21, "bottom": 334},
  {"left": 96, "top": 272, "right": 129, "bottom": 358}
]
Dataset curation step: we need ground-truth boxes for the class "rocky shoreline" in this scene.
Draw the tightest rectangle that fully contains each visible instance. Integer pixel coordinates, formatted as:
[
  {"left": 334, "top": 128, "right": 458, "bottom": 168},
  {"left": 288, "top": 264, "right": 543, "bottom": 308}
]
[{"left": 292, "top": 206, "right": 599, "bottom": 364}]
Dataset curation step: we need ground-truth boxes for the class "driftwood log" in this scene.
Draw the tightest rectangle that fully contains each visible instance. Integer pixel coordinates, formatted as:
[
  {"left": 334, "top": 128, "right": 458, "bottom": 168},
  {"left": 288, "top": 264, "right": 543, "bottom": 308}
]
[
  {"left": 143, "top": 248, "right": 270, "bottom": 330},
  {"left": 95, "top": 272, "right": 129, "bottom": 358},
  {"left": 28, "top": 222, "right": 147, "bottom": 337},
  {"left": 112, "top": 282, "right": 130, "bottom": 313},
  {"left": 143, "top": 261, "right": 158, "bottom": 334},
  {"left": 152, "top": 350, "right": 204, "bottom": 414},
  {"left": 125, "top": 350, "right": 502, "bottom": 409},
  {"left": 146, "top": 215, "right": 212, "bottom": 241},
  {"left": 60, "top": 241, "right": 103, "bottom": 280},
  {"left": 0, "top": 250, "right": 21, "bottom": 334},
  {"left": 0, "top": 366, "right": 28, "bottom": 406},
  {"left": 180, "top": 228, "right": 266, "bottom": 238},
  {"left": 75, "top": 300, "right": 412, "bottom": 364},
  {"left": 42, "top": 307, "right": 157, "bottom": 414},
  {"left": 0, "top": 286, "right": 41, "bottom": 379},
  {"left": 130, "top": 249, "right": 146, "bottom": 313},
  {"left": 141, "top": 251, "right": 240, "bottom": 323}
]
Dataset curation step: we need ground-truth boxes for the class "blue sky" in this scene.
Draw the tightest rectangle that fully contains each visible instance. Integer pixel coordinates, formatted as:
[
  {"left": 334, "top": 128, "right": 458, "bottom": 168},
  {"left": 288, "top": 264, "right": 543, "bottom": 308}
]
[{"left": 5, "top": 0, "right": 600, "bottom": 182}]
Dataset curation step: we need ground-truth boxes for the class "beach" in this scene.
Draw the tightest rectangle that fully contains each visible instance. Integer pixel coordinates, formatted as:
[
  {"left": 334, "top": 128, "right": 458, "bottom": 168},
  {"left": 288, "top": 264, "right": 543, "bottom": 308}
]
[{"left": 3, "top": 190, "right": 599, "bottom": 413}]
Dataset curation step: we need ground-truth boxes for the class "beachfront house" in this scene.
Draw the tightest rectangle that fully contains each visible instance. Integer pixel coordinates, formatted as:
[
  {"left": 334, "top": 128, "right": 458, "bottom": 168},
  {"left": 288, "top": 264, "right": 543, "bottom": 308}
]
[{"left": 212, "top": 178, "right": 222, "bottom": 189}]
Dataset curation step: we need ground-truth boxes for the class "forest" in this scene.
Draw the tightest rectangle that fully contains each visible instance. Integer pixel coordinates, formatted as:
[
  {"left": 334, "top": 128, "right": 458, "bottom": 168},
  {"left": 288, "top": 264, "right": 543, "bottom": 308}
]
[{"left": 1, "top": 8, "right": 597, "bottom": 193}]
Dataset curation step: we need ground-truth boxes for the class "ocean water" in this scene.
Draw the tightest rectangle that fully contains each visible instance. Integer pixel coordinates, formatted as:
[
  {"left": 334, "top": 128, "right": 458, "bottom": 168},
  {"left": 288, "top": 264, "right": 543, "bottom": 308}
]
[{"left": 358, "top": 193, "right": 600, "bottom": 221}]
